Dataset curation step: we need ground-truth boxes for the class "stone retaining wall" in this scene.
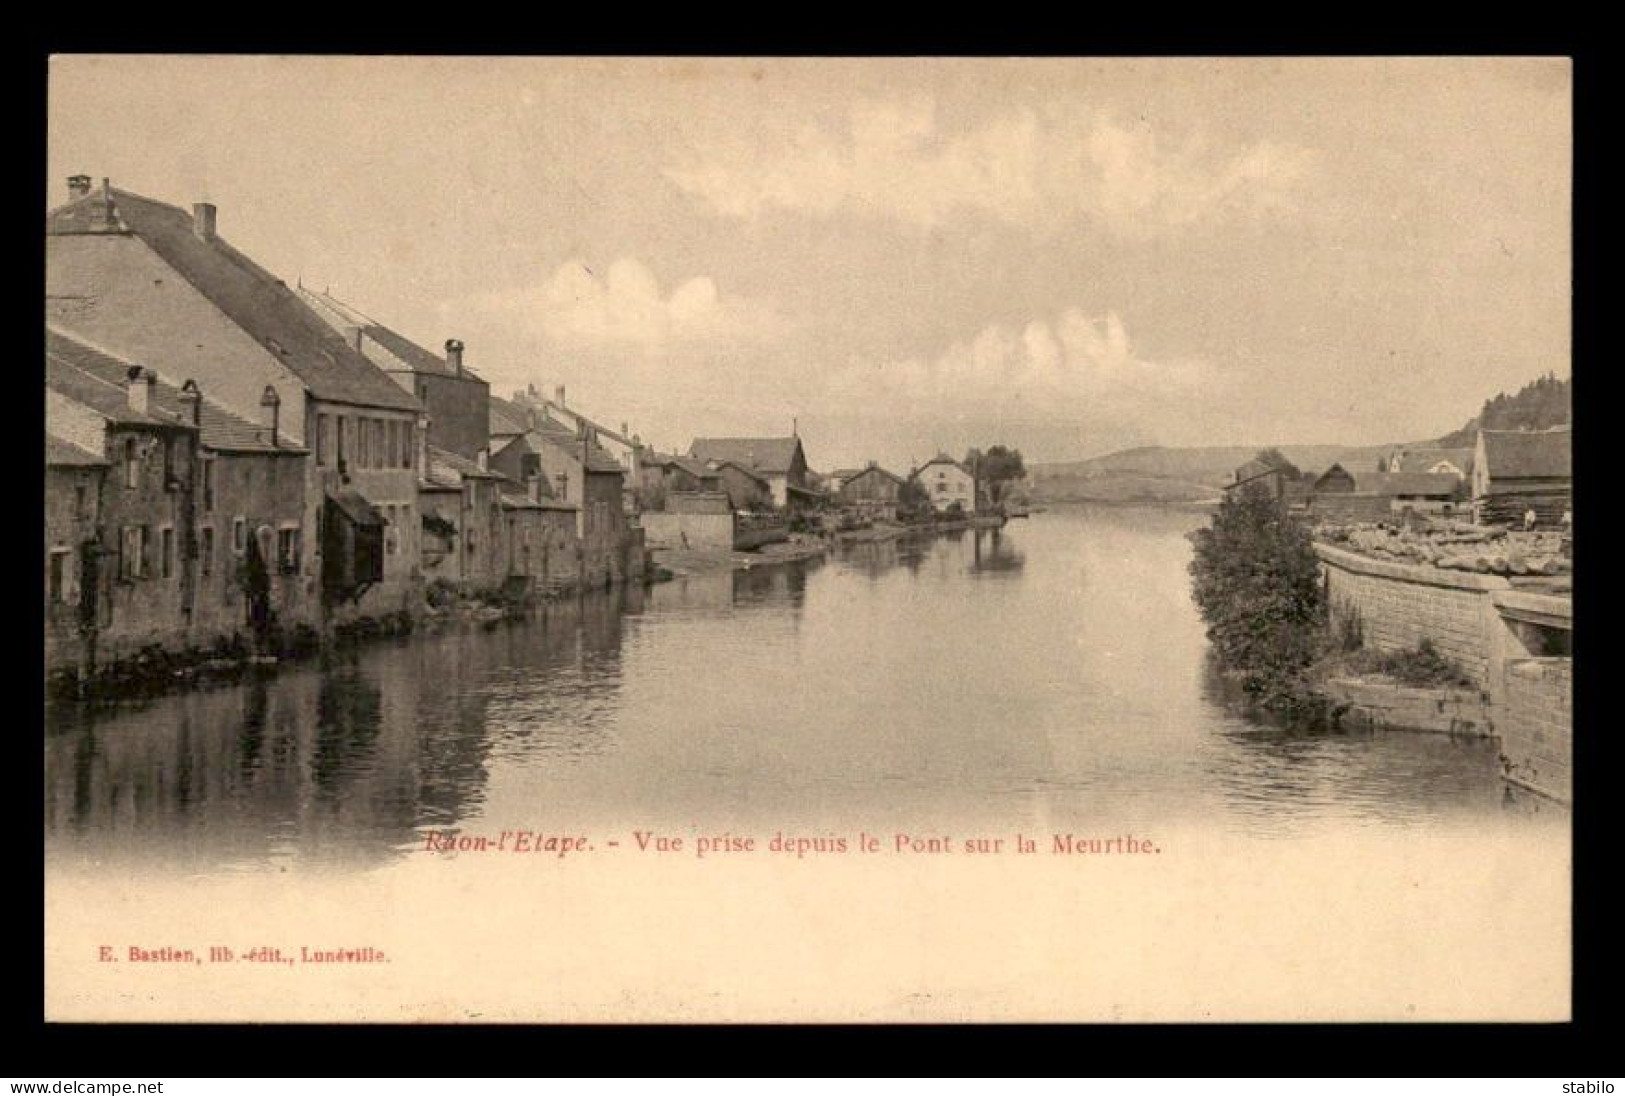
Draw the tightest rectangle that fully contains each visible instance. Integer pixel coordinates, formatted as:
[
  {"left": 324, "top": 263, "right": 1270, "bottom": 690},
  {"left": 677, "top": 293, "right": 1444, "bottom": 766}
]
[
  {"left": 1316, "top": 543, "right": 1507, "bottom": 687},
  {"left": 1499, "top": 658, "right": 1572, "bottom": 804}
]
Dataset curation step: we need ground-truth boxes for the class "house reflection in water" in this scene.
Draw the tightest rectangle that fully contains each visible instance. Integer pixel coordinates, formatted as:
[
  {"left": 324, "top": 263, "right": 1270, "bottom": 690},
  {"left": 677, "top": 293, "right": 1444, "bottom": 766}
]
[
  {"left": 733, "top": 560, "right": 811, "bottom": 608},
  {"left": 970, "top": 528, "right": 1025, "bottom": 576},
  {"left": 44, "top": 585, "right": 648, "bottom": 871}
]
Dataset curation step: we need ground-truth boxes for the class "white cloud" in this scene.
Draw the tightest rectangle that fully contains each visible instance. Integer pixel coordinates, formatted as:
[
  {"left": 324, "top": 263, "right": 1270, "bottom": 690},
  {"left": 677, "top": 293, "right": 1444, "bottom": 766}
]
[
  {"left": 459, "top": 257, "right": 787, "bottom": 351},
  {"left": 821, "top": 307, "right": 1215, "bottom": 429},
  {"left": 665, "top": 98, "right": 1312, "bottom": 235}
]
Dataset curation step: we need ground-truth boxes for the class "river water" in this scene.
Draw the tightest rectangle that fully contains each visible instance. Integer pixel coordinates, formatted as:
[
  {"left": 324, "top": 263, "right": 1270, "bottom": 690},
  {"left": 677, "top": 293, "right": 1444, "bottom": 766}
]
[{"left": 44, "top": 504, "right": 1561, "bottom": 876}]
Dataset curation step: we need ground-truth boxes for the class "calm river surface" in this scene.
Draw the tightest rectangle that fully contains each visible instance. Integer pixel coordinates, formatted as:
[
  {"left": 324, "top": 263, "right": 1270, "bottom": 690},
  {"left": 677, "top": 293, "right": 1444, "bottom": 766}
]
[{"left": 45, "top": 504, "right": 1558, "bottom": 875}]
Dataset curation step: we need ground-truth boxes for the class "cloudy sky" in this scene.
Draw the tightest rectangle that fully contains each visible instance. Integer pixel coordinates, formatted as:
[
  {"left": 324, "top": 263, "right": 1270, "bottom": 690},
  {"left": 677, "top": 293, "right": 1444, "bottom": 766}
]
[{"left": 48, "top": 56, "right": 1570, "bottom": 470}]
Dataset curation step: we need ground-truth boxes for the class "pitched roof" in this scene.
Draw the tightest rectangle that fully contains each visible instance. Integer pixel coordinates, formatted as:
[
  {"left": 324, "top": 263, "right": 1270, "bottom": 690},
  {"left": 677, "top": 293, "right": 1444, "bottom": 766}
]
[
  {"left": 48, "top": 186, "right": 420, "bottom": 412},
  {"left": 1350, "top": 472, "right": 1460, "bottom": 496},
  {"left": 689, "top": 437, "right": 804, "bottom": 475},
  {"left": 1312, "top": 463, "right": 1354, "bottom": 489},
  {"left": 46, "top": 326, "right": 302, "bottom": 453},
  {"left": 296, "top": 286, "right": 482, "bottom": 381},
  {"left": 489, "top": 395, "right": 530, "bottom": 438},
  {"left": 491, "top": 398, "right": 623, "bottom": 474},
  {"left": 1480, "top": 429, "right": 1571, "bottom": 481},
  {"left": 668, "top": 456, "right": 722, "bottom": 480},
  {"left": 499, "top": 489, "right": 578, "bottom": 512},
  {"left": 841, "top": 465, "right": 906, "bottom": 486},
  {"left": 46, "top": 433, "right": 107, "bottom": 467},
  {"left": 428, "top": 445, "right": 502, "bottom": 482},
  {"left": 513, "top": 393, "right": 640, "bottom": 450},
  {"left": 913, "top": 454, "right": 970, "bottom": 476},
  {"left": 656, "top": 452, "right": 768, "bottom": 486},
  {"left": 706, "top": 459, "right": 769, "bottom": 485},
  {"left": 498, "top": 490, "right": 542, "bottom": 510},
  {"left": 1392, "top": 447, "right": 1474, "bottom": 475},
  {"left": 46, "top": 356, "right": 177, "bottom": 430},
  {"left": 535, "top": 417, "right": 625, "bottom": 474},
  {"left": 1232, "top": 458, "right": 1286, "bottom": 484}
]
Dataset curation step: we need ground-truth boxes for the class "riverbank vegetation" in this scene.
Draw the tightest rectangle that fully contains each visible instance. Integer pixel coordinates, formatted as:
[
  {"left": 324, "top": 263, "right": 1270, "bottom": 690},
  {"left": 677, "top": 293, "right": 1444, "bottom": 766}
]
[
  {"left": 1319, "top": 637, "right": 1477, "bottom": 689},
  {"left": 1188, "top": 481, "right": 1329, "bottom": 717},
  {"left": 1189, "top": 479, "right": 1481, "bottom": 722}
]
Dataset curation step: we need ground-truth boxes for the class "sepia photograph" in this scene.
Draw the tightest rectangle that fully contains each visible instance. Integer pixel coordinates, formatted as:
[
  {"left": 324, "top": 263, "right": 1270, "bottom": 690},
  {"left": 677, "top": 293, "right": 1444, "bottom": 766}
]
[{"left": 42, "top": 55, "right": 1572, "bottom": 1023}]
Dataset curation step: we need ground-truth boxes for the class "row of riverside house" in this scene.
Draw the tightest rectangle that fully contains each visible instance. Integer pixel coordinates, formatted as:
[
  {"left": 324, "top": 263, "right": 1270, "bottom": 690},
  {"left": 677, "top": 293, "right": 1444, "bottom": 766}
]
[{"left": 44, "top": 177, "right": 644, "bottom": 691}]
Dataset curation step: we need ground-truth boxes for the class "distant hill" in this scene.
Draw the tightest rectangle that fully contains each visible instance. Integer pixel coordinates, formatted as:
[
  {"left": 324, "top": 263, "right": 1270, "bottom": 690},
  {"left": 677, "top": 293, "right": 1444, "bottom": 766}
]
[
  {"left": 1436, "top": 373, "right": 1570, "bottom": 448},
  {"left": 1026, "top": 372, "right": 1571, "bottom": 506},
  {"left": 1027, "top": 442, "right": 1402, "bottom": 503}
]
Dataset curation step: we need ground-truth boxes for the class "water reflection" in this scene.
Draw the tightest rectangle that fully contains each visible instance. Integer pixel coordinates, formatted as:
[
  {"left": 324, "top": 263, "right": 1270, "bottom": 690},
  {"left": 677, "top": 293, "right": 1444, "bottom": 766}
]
[
  {"left": 970, "top": 528, "right": 1025, "bottom": 575},
  {"left": 45, "top": 506, "right": 1559, "bottom": 876}
]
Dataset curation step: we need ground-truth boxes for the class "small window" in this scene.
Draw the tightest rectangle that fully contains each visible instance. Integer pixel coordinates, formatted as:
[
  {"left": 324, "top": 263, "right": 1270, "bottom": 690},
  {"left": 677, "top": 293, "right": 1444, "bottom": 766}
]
[
  {"left": 161, "top": 527, "right": 174, "bottom": 578},
  {"left": 74, "top": 483, "right": 88, "bottom": 520},
  {"left": 48, "top": 549, "right": 68, "bottom": 603},
  {"left": 233, "top": 517, "right": 247, "bottom": 554},
  {"left": 200, "top": 526, "right": 215, "bottom": 578},
  {"left": 316, "top": 413, "right": 330, "bottom": 467},
  {"left": 336, "top": 415, "right": 348, "bottom": 467},
  {"left": 124, "top": 438, "right": 140, "bottom": 489},
  {"left": 121, "top": 526, "right": 144, "bottom": 581},
  {"left": 201, "top": 458, "right": 215, "bottom": 512},
  {"left": 277, "top": 527, "right": 301, "bottom": 575}
]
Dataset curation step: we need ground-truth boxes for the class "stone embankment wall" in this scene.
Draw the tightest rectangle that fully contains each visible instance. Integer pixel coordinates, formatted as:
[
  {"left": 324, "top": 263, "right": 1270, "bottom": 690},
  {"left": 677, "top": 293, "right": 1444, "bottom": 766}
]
[
  {"left": 1317, "top": 543, "right": 1505, "bottom": 686},
  {"left": 1500, "top": 658, "right": 1572, "bottom": 804},
  {"left": 1314, "top": 542, "right": 1573, "bottom": 804},
  {"left": 641, "top": 512, "right": 735, "bottom": 551}
]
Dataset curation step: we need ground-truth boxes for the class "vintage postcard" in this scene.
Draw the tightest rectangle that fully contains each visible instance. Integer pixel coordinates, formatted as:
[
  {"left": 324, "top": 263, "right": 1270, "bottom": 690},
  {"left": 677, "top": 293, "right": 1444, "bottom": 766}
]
[{"left": 43, "top": 55, "right": 1572, "bottom": 1022}]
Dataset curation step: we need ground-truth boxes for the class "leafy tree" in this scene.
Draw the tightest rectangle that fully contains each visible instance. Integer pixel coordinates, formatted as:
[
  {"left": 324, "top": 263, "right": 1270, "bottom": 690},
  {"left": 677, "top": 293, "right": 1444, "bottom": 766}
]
[
  {"left": 1255, "top": 447, "right": 1301, "bottom": 480},
  {"left": 1188, "top": 482, "right": 1326, "bottom": 711},
  {"left": 1436, "top": 374, "right": 1571, "bottom": 447},
  {"left": 898, "top": 476, "right": 929, "bottom": 517},
  {"left": 964, "top": 445, "right": 1028, "bottom": 507}
]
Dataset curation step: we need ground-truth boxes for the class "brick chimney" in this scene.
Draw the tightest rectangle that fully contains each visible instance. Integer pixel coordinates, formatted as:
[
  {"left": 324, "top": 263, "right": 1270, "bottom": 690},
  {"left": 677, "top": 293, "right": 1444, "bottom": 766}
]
[
  {"left": 192, "top": 202, "right": 217, "bottom": 241},
  {"left": 259, "top": 385, "right": 282, "bottom": 447},
  {"left": 445, "top": 339, "right": 465, "bottom": 376},
  {"left": 554, "top": 385, "right": 566, "bottom": 407},
  {"left": 126, "top": 366, "right": 154, "bottom": 415},
  {"left": 93, "top": 179, "right": 119, "bottom": 232},
  {"left": 67, "top": 174, "right": 92, "bottom": 200},
  {"left": 179, "top": 379, "right": 203, "bottom": 427}
]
